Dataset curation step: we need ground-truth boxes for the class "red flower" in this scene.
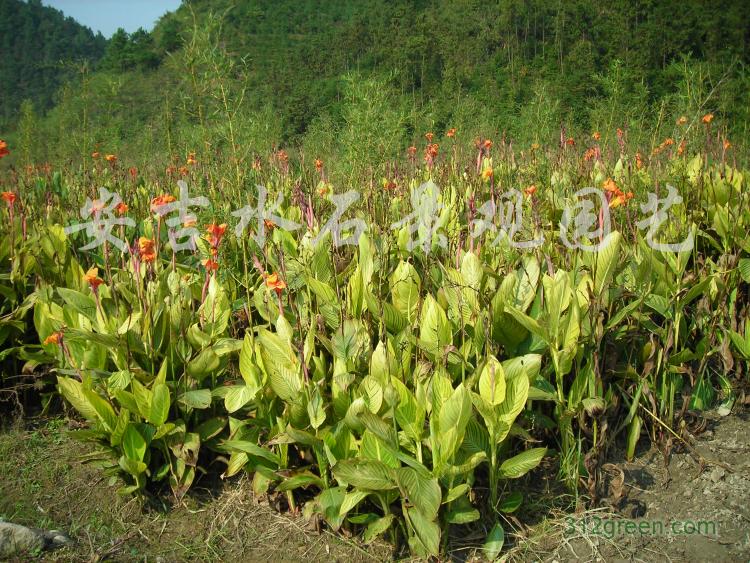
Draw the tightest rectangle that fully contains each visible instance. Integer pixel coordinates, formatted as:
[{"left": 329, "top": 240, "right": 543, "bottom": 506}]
[
  {"left": 205, "top": 223, "right": 227, "bottom": 251},
  {"left": 138, "top": 237, "right": 156, "bottom": 262},
  {"left": 446, "top": 128, "right": 456, "bottom": 138},
  {"left": 1, "top": 191, "right": 17, "bottom": 206},
  {"left": 266, "top": 272, "right": 286, "bottom": 294},
  {"left": 0, "top": 140, "right": 9, "bottom": 159},
  {"left": 84, "top": 267, "right": 105, "bottom": 290},
  {"left": 202, "top": 258, "right": 219, "bottom": 272}
]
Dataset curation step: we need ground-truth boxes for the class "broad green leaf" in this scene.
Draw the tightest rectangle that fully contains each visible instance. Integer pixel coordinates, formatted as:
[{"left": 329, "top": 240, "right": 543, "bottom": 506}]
[
  {"left": 224, "top": 440, "right": 280, "bottom": 466},
  {"left": 148, "top": 383, "right": 170, "bottom": 427},
  {"left": 178, "top": 389, "right": 212, "bottom": 410},
  {"left": 479, "top": 356, "right": 506, "bottom": 406},
  {"left": 483, "top": 522, "right": 505, "bottom": 560},
  {"left": 57, "top": 287, "right": 97, "bottom": 322},
  {"left": 57, "top": 376, "right": 97, "bottom": 421},
  {"left": 364, "top": 514, "right": 395, "bottom": 543},
  {"left": 499, "top": 447, "right": 546, "bottom": 478},
  {"left": 332, "top": 459, "right": 396, "bottom": 490},
  {"left": 397, "top": 467, "right": 441, "bottom": 519},
  {"left": 224, "top": 385, "right": 258, "bottom": 413}
]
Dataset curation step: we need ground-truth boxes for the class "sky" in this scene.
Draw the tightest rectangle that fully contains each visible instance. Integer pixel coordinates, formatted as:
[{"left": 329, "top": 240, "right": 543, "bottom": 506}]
[{"left": 42, "top": 0, "right": 182, "bottom": 37}]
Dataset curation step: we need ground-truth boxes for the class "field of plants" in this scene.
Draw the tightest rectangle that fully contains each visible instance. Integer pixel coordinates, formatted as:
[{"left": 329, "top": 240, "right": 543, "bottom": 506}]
[
  {"left": 1, "top": 106, "right": 748, "bottom": 558},
  {"left": 0, "top": 2, "right": 748, "bottom": 557}
]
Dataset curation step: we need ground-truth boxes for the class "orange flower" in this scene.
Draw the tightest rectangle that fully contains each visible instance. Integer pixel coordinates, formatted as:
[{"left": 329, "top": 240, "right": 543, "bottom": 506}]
[
  {"left": 483, "top": 139, "right": 493, "bottom": 150},
  {"left": 530, "top": 142, "right": 540, "bottom": 151},
  {"left": 602, "top": 178, "right": 619, "bottom": 194},
  {"left": 702, "top": 113, "right": 714, "bottom": 124},
  {"left": 183, "top": 217, "right": 197, "bottom": 228},
  {"left": 115, "top": 202, "right": 128, "bottom": 215},
  {"left": 583, "top": 147, "right": 596, "bottom": 161},
  {"left": 446, "top": 128, "right": 456, "bottom": 138},
  {"left": 166, "top": 165, "right": 176, "bottom": 176},
  {"left": 84, "top": 267, "right": 105, "bottom": 290},
  {"left": 91, "top": 151, "right": 100, "bottom": 159},
  {"left": 276, "top": 150, "right": 289, "bottom": 164},
  {"left": 677, "top": 116, "right": 687, "bottom": 126},
  {"left": 0, "top": 140, "right": 9, "bottom": 159},
  {"left": 150, "top": 194, "right": 176, "bottom": 214},
  {"left": 723, "top": 139, "right": 731, "bottom": 150},
  {"left": 205, "top": 223, "right": 227, "bottom": 249},
  {"left": 1, "top": 191, "right": 16, "bottom": 206},
  {"left": 252, "top": 156, "right": 263, "bottom": 171},
  {"left": 317, "top": 183, "right": 331, "bottom": 196},
  {"left": 424, "top": 143, "right": 439, "bottom": 160},
  {"left": 105, "top": 154, "right": 117, "bottom": 163},
  {"left": 138, "top": 237, "right": 156, "bottom": 262},
  {"left": 635, "top": 152, "right": 643, "bottom": 169},
  {"left": 663, "top": 137, "right": 674, "bottom": 146},
  {"left": 128, "top": 167, "right": 138, "bottom": 178},
  {"left": 677, "top": 140, "right": 686, "bottom": 156},
  {"left": 43, "top": 331, "right": 64, "bottom": 346},
  {"left": 425, "top": 132, "right": 434, "bottom": 142},
  {"left": 178, "top": 166, "right": 189, "bottom": 176},
  {"left": 266, "top": 272, "right": 286, "bottom": 294},
  {"left": 383, "top": 180, "right": 397, "bottom": 191},
  {"left": 481, "top": 168, "right": 494, "bottom": 181},
  {"left": 202, "top": 258, "right": 219, "bottom": 272},
  {"left": 314, "top": 158, "right": 323, "bottom": 171},
  {"left": 264, "top": 219, "right": 277, "bottom": 232},
  {"left": 609, "top": 191, "right": 634, "bottom": 209},
  {"left": 592, "top": 131, "right": 601, "bottom": 141},
  {"left": 524, "top": 184, "right": 537, "bottom": 196},
  {"left": 566, "top": 137, "right": 575, "bottom": 146},
  {"left": 407, "top": 146, "right": 417, "bottom": 157},
  {"left": 187, "top": 152, "right": 197, "bottom": 166}
]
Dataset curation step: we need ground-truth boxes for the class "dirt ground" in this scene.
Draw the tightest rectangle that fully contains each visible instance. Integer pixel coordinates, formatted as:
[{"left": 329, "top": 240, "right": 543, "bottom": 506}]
[
  {"left": 0, "top": 411, "right": 748, "bottom": 562},
  {"left": 532, "top": 411, "right": 750, "bottom": 562}
]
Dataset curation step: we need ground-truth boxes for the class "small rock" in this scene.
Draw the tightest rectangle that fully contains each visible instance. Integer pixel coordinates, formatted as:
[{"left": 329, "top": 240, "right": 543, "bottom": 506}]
[
  {"left": 684, "top": 488, "right": 693, "bottom": 499},
  {"left": 710, "top": 468, "right": 725, "bottom": 483}
]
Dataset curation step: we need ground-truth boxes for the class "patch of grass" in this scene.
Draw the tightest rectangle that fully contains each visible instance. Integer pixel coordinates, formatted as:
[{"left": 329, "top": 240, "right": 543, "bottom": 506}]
[{"left": 0, "top": 417, "right": 394, "bottom": 561}]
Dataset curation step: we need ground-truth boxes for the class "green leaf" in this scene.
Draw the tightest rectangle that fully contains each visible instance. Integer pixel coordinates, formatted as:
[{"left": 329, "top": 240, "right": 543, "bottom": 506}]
[
  {"left": 307, "top": 388, "right": 327, "bottom": 429},
  {"left": 364, "top": 514, "right": 395, "bottom": 543},
  {"left": 498, "top": 491, "right": 523, "bottom": 513},
  {"left": 406, "top": 507, "right": 440, "bottom": 557},
  {"left": 332, "top": 459, "right": 396, "bottom": 490},
  {"left": 58, "top": 287, "right": 97, "bottom": 322},
  {"left": 483, "top": 522, "right": 505, "bottom": 560},
  {"left": 224, "top": 385, "right": 258, "bottom": 413},
  {"left": 397, "top": 467, "right": 441, "bottom": 519},
  {"left": 82, "top": 388, "right": 117, "bottom": 432},
  {"left": 57, "top": 376, "right": 97, "bottom": 421},
  {"left": 186, "top": 347, "right": 221, "bottom": 382},
  {"left": 499, "top": 447, "right": 546, "bottom": 478},
  {"left": 479, "top": 356, "right": 506, "bottom": 406},
  {"left": 178, "top": 389, "right": 212, "bottom": 410},
  {"left": 739, "top": 258, "right": 750, "bottom": 283},
  {"left": 122, "top": 423, "right": 148, "bottom": 462},
  {"left": 148, "top": 383, "right": 170, "bottom": 427},
  {"left": 224, "top": 440, "right": 280, "bottom": 466},
  {"left": 594, "top": 231, "right": 621, "bottom": 296},
  {"left": 276, "top": 471, "right": 325, "bottom": 492}
]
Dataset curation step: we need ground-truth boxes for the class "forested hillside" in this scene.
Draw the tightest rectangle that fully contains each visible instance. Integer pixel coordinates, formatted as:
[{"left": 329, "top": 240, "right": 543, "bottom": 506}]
[
  {"left": 0, "top": 0, "right": 106, "bottom": 127},
  {"left": 2, "top": 0, "right": 749, "bottom": 165}
]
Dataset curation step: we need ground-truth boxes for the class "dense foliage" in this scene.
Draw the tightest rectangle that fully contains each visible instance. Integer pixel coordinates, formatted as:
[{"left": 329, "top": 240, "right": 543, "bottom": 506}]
[
  {"left": 0, "top": 0, "right": 106, "bottom": 128},
  {"left": 1, "top": 0, "right": 749, "bottom": 164},
  {"left": 1, "top": 1, "right": 749, "bottom": 558}
]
